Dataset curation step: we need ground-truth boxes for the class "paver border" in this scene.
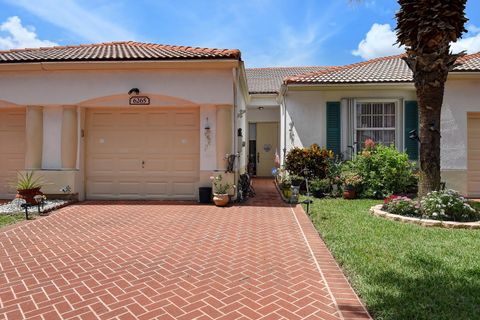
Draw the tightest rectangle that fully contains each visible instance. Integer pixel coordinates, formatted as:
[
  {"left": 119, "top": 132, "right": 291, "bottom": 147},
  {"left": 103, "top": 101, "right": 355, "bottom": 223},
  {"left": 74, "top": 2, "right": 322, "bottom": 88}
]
[
  {"left": 291, "top": 203, "right": 372, "bottom": 320},
  {"left": 370, "top": 204, "right": 480, "bottom": 229}
]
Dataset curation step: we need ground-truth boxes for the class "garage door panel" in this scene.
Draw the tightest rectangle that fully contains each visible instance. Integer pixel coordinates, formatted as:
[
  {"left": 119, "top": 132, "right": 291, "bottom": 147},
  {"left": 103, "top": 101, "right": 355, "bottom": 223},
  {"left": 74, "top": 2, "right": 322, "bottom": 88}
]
[
  {"left": 172, "top": 182, "right": 196, "bottom": 196},
  {"left": 89, "top": 113, "right": 115, "bottom": 127},
  {"left": 144, "top": 158, "right": 170, "bottom": 172},
  {"left": 86, "top": 107, "right": 199, "bottom": 200},
  {"left": 175, "top": 112, "right": 198, "bottom": 127},
  {"left": 468, "top": 116, "right": 480, "bottom": 197},
  {"left": 144, "top": 182, "right": 169, "bottom": 195},
  {"left": 0, "top": 109, "right": 26, "bottom": 199},
  {"left": 173, "top": 131, "right": 199, "bottom": 153},
  {"left": 146, "top": 112, "right": 169, "bottom": 127}
]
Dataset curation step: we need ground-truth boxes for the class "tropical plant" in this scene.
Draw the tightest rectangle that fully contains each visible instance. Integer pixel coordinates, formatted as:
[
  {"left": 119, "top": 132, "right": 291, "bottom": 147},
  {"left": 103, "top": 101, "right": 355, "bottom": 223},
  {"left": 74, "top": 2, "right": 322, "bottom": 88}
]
[
  {"left": 309, "top": 178, "right": 331, "bottom": 197},
  {"left": 16, "top": 171, "right": 44, "bottom": 190},
  {"left": 285, "top": 144, "right": 334, "bottom": 179},
  {"left": 347, "top": 144, "right": 416, "bottom": 198},
  {"left": 340, "top": 170, "right": 363, "bottom": 191},
  {"left": 211, "top": 174, "right": 233, "bottom": 195},
  {"left": 395, "top": 0, "right": 468, "bottom": 196}
]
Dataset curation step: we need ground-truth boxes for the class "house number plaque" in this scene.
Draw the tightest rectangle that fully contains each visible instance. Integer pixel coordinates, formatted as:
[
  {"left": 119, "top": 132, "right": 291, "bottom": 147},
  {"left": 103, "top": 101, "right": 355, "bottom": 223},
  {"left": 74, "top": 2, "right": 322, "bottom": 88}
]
[{"left": 129, "top": 96, "right": 150, "bottom": 105}]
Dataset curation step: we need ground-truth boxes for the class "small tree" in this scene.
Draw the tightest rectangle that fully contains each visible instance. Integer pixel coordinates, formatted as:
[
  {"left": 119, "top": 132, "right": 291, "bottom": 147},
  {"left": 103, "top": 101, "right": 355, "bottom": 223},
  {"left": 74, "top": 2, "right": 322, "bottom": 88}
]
[{"left": 395, "top": 0, "right": 468, "bottom": 196}]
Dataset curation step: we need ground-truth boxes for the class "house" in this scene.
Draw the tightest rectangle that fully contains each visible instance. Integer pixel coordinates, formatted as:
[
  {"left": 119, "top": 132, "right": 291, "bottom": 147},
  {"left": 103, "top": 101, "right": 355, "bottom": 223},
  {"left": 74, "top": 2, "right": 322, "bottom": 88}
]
[
  {"left": 0, "top": 41, "right": 479, "bottom": 200},
  {"left": 275, "top": 53, "right": 480, "bottom": 197},
  {"left": 0, "top": 42, "right": 248, "bottom": 200}
]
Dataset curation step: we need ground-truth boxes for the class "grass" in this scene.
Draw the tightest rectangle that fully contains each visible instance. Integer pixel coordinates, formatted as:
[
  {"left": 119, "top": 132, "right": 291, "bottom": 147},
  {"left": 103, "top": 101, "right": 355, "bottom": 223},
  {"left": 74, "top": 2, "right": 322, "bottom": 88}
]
[
  {"left": 0, "top": 213, "right": 25, "bottom": 229},
  {"left": 304, "top": 198, "right": 480, "bottom": 320}
]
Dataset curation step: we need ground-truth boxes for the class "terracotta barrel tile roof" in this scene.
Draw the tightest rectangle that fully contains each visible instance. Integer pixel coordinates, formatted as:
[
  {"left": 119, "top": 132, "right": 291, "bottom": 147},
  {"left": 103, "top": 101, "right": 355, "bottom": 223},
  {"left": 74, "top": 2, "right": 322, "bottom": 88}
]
[
  {"left": 0, "top": 41, "right": 241, "bottom": 63},
  {"left": 285, "top": 52, "right": 480, "bottom": 85},
  {"left": 246, "top": 66, "right": 330, "bottom": 93}
]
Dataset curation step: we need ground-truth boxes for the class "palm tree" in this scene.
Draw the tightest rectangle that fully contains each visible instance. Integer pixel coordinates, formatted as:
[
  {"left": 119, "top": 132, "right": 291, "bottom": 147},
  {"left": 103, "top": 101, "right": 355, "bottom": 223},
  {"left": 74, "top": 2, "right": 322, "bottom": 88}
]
[{"left": 395, "top": 0, "right": 468, "bottom": 196}]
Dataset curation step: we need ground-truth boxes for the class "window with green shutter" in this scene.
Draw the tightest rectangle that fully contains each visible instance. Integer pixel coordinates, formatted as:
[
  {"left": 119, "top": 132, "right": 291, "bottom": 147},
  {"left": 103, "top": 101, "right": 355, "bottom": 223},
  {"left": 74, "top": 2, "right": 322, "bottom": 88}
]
[
  {"left": 404, "top": 100, "right": 419, "bottom": 160},
  {"left": 326, "top": 102, "right": 341, "bottom": 154}
]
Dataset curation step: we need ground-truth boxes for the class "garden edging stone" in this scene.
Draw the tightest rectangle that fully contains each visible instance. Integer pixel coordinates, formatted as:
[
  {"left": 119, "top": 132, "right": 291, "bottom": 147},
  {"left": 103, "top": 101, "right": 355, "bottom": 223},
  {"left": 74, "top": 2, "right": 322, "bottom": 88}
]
[{"left": 370, "top": 204, "right": 480, "bottom": 229}]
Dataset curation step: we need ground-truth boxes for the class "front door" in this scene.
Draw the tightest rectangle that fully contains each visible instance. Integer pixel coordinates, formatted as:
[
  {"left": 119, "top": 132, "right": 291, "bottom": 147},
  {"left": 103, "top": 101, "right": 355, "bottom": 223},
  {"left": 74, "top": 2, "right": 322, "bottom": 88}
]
[{"left": 256, "top": 122, "right": 279, "bottom": 177}]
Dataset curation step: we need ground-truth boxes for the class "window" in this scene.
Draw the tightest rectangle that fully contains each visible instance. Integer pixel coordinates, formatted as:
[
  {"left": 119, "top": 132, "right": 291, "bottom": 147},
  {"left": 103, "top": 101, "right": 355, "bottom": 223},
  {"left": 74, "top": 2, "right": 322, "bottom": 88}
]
[{"left": 356, "top": 101, "right": 396, "bottom": 147}]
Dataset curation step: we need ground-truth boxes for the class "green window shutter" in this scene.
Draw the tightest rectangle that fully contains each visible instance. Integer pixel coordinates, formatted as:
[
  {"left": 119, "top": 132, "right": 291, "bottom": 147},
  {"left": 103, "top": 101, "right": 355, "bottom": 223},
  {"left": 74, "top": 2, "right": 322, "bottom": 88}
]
[
  {"left": 404, "top": 100, "right": 419, "bottom": 160},
  {"left": 326, "top": 101, "right": 341, "bottom": 155}
]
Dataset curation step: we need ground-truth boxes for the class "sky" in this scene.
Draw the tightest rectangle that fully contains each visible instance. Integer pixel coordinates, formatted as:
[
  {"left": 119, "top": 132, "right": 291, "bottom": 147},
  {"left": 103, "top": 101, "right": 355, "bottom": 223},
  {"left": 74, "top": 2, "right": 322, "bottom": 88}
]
[{"left": 0, "top": 0, "right": 479, "bottom": 68}]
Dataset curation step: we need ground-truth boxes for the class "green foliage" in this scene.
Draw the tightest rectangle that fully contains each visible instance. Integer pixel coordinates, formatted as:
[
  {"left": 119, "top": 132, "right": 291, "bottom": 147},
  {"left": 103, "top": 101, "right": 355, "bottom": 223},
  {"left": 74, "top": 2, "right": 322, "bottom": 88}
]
[
  {"left": 383, "top": 196, "right": 420, "bottom": 217},
  {"left": 285, "top": 144, "right": 334, "bottom": 179},
  {"left": 347, "top": 145, "right": 416, "bottom": 198},
  {"left": 421, "top": 189, "right": 479, "bottom": 222},
  {"left": 309, "top": 178, "right": 331, "bottom": 197},
  {"left": 340, "top": 170, "right": 363, "bottom": 191},
  {"left": 16, "top": 171, "right": 44, "bottom": 190},
  {"left": 211, "top": 174, "right": 233, "bottom": 195},
  {"left": 304, "top": 197, "right": 480, "bottom": 320}
]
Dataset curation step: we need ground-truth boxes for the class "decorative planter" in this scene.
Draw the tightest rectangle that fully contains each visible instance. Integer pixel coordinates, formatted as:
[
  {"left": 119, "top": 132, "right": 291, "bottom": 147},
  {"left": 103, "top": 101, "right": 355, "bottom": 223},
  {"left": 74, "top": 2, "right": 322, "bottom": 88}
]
[
  {"left": 282, "top": 188, "right": 292, "bottom": 199},
  {"left": 343, "top": 188, "right": 356, "bottom": 199},
  {"left": 16, "top": 187, "right": 42, "bottom": 205},
  {"left": 213, "top": 194, "right": 230, "bottom": 207}
]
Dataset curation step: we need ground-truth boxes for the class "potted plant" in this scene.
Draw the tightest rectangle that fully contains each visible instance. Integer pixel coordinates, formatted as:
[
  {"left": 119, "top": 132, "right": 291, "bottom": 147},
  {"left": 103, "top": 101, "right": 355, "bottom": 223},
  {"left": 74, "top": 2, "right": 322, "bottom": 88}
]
[
  {"left": 211, "top": 174, "right": 234, "bottom": 207},
  {"left": 341, "top": 171, "right": 362, "bottom": 199},
  {"left": 16, "top": 171, "right": 44, "bottom": 205},
  {"left": 310, "top": 178, "right": 331, "bottom": 198}
]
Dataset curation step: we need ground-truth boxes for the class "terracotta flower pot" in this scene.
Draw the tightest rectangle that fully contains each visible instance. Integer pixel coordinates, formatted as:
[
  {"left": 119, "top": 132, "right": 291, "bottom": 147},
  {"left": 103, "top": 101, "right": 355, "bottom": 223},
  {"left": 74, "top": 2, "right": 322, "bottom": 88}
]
[
  {"left": 16, "top": 187, "right": 42, "bottom": 205},
  {"left": 343, "top": 189, "right": 356, "bottom": 199},
  {"left": 213, "top": 194, "right": 230, "bottom": 207}
]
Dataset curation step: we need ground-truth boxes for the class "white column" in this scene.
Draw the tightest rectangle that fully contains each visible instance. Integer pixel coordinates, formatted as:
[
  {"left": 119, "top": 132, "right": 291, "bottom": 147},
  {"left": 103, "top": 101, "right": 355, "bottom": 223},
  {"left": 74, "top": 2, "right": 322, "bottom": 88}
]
[
  {"left": 42, "top": 106, "right": 63, "bottom": 169},
  {"left": 61, "top": 106, "right": 78, "bottom": 169},
  {"left": 216, "top": 106, "right": 233, "bottom": 170},
  {"left": 25, "top": 106, "right": 43, "bottom": 169}
]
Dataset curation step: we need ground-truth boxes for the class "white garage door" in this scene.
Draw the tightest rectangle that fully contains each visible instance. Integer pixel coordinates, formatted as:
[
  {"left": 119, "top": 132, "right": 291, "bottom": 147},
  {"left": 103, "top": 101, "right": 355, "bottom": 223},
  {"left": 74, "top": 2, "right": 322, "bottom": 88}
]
[
  {"left": 468, "top": 113, "right": 480, "bottom": 197},
  {"left": 0, "top": 109, "right": 25, "bottom": 199},
  {"left": 86, "top": 108, "right": 200, "bottom": 200}
]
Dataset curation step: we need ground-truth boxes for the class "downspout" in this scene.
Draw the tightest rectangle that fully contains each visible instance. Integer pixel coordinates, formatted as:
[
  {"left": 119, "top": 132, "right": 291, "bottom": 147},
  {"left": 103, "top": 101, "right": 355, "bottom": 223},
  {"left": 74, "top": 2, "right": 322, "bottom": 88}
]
[
  {"left": 232, "top": 67, "right": 239, "bottom": 198},
  {"left": 280, "top": 84, "right": 289, "bottom": 165}
]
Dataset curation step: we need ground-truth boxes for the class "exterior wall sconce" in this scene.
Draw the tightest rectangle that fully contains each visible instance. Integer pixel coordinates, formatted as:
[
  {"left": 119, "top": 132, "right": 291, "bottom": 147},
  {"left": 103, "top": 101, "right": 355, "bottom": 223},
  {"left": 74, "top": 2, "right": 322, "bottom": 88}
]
[
  {"left": 289, "top": 121, "right": 295, "bottom": 143},
  {"left": 128, "top": 88, "right": 140, "bottom": 95},
  {"left": 237, "top": 109, "right": 247, "bottom": 118},
  {"left": 204, "top": 117, "right": 211, "bottom": 150},
  {"left": 258, "top": 106, "right": 264, "bottom": 110}
]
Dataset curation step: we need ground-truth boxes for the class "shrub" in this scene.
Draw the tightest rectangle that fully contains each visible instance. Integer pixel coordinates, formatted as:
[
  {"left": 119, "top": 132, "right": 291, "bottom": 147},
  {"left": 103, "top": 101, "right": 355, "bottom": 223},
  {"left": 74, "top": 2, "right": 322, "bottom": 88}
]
[
  {"left": 340, "top": 170, "right": 363, "bottom": 191},
  {"left": 309, "top": 178, "right": 331, "bottom": 197},
  {"left": 347, "top": 144, "right": 416, "bottom": 198},
  {"left": 285, "top": 144, "right": 334, "bottom": 179},
  {"left": 383, "top": 196, "right": 420, "bottom": 216},
  {"left": 421, "top": 189, "right": 479, "bottom": 221}
]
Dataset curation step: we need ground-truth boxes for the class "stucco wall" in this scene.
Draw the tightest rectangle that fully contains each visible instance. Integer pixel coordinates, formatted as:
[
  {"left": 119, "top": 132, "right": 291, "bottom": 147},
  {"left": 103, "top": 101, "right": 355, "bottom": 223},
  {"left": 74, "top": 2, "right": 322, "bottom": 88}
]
[
  {"left": 0, "top": 68, "right": 234, "bottom": 106},
  {"left": 282, "top": 87, "right": 417, "bottom": 156}
]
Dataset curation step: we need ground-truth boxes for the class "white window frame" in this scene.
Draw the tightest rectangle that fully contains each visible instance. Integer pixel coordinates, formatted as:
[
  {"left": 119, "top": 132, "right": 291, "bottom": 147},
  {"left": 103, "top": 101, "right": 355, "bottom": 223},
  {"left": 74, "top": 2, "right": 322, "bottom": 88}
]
[{"left": 353, "top": 98, "right": 403, "bottom": 152}]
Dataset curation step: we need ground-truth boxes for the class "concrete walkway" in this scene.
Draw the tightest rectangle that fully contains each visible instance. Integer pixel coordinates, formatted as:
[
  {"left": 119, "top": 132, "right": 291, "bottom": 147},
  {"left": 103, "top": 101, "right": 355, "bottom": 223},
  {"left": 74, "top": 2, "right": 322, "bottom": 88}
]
[{"left": 0, "top": 179, "right": 370, "bottom": 320}]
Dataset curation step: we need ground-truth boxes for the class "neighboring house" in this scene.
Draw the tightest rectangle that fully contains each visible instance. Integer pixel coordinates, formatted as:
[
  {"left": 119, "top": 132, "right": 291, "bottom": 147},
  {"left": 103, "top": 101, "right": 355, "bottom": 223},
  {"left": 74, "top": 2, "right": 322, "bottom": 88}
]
[
  {"left": 278, "top": 53, "right": 480, "bottom": 197},
  {"left": 0, "top": 42, "right": 248, "bottom": 200},
  {"left": 0, "top": 41, "right": 478, "bottom": 200}
]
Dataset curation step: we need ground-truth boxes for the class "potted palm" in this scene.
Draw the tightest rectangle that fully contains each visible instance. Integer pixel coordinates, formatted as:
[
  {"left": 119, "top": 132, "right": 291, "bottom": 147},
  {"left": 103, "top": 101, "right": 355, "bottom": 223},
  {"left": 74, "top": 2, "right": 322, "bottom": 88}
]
[
  {"left": 211, "top": 174, "right": 234, "bottom": 207},
  {"left": 16, "top": 171, "right": 45, "bottom": 205}
]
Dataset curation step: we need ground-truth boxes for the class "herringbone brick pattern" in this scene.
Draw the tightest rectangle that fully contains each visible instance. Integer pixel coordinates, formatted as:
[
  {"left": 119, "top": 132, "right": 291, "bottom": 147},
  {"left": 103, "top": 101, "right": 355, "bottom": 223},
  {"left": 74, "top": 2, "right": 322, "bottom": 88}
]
[{"left": 0, "top": 179, "right": 370, "bottom": 319}]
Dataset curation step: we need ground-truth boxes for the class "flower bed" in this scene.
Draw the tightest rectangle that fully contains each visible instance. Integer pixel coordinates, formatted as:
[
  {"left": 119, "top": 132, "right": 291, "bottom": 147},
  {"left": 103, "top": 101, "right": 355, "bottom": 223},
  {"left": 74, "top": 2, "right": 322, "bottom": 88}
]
[{"left": 370, "top": 204, "right": 480, "bottom": 229}]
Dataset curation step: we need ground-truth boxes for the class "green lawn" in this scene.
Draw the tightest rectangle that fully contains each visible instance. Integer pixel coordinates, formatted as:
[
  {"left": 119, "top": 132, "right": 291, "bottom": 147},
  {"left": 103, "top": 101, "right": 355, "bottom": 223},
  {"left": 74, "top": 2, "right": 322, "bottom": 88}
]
[
  {"left": 304, "top": 198, "right": 480, "bottom": 320},
  {"left": 0, "top": 214, "right": 25, "bottom": 229}
]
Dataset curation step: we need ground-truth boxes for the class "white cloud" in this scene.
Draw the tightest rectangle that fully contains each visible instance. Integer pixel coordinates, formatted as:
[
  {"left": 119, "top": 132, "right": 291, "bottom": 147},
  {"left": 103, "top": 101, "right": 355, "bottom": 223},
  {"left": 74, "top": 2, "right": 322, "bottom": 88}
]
[
  {"left": 0, "top": 16, "right": 57, "bottom": 50},
  {"left": 354, "top": 22, "right": 480, "bottom": 61},
  {"left": 5, "top": 0, "right": 136, "bottom": 42},
  {"left": 451, "top": 25, "right": 480, "bottom": 54},
  {"left": 352, "top": 23, "right": 404, "bottom": 60}
]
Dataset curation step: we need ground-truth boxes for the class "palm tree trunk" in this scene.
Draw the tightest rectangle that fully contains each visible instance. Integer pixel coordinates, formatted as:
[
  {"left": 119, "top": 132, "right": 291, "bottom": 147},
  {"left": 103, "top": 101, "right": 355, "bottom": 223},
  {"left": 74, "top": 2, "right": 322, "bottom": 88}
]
[{"left": 417, "top": 79, "right": 444, "bottom": 196}]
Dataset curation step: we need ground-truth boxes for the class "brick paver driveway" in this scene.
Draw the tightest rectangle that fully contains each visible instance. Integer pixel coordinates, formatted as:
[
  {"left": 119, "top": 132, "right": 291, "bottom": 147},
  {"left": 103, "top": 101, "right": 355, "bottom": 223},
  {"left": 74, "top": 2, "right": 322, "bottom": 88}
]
[{"left": 0, "top": 180, "right": 370, "bottom": 320}]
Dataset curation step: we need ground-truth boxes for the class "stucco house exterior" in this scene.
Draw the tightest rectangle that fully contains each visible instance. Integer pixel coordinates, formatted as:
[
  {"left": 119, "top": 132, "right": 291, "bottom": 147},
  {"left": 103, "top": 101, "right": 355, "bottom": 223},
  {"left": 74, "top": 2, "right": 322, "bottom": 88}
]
[
  {"left": 0, "top": 42, "right": 248, "bottom": 200},
  {"left": 0, "top": 41, "right": 479, "bottom": 200}
]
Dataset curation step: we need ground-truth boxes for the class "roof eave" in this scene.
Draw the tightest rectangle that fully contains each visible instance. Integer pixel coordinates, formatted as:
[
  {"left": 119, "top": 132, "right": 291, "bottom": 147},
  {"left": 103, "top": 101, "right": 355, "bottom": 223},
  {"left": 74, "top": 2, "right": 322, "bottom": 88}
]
[
  {"left": 0, "top": 58, "right": 241, "bottom": 72},
  {"left": 285, "top": 81, "right": 416, "bottom": 91}
]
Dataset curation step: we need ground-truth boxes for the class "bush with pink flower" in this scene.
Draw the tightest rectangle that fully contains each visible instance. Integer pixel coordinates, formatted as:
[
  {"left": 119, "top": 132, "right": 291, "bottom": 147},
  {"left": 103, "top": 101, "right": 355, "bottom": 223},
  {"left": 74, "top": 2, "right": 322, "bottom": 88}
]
[{"left": 383, "top": 195, "right": 420, "bottom": 217}]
